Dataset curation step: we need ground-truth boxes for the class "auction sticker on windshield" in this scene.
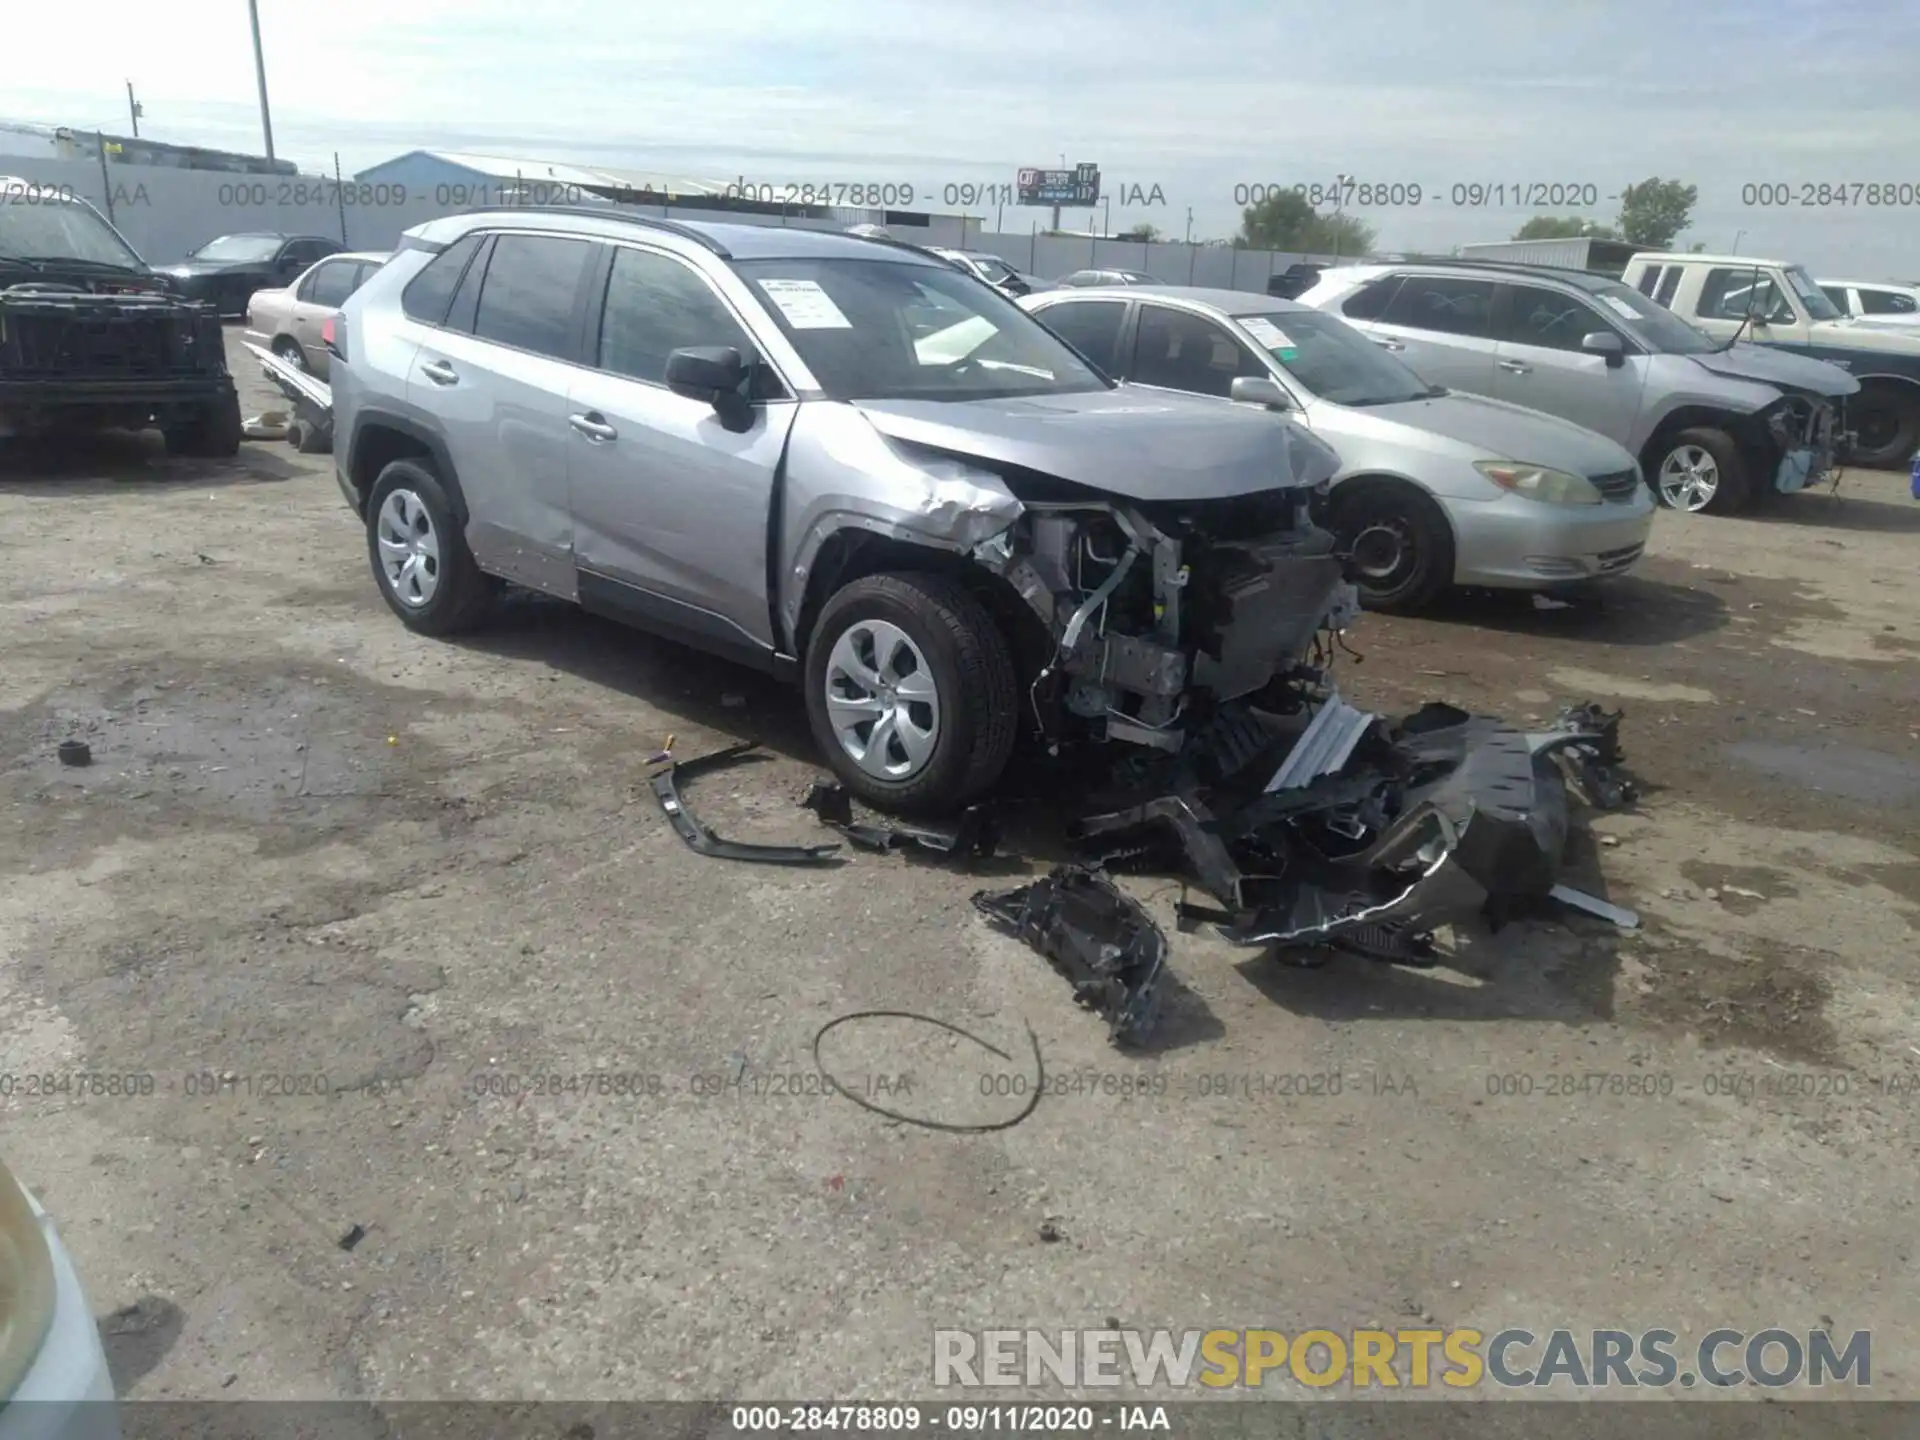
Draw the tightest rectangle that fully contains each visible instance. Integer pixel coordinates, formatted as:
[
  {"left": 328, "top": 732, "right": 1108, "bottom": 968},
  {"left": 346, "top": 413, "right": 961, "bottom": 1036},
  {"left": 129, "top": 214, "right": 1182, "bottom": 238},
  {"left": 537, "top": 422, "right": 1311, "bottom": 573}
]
[
  {"left": 1599, "top": 295, "right": 1643, "bottom": 322},
  {"left": 758, "top": 279, "right": 852, "bottom": 329},
  {"left": 1241, "top": 316, "right": 1299, "bottom": 359}
]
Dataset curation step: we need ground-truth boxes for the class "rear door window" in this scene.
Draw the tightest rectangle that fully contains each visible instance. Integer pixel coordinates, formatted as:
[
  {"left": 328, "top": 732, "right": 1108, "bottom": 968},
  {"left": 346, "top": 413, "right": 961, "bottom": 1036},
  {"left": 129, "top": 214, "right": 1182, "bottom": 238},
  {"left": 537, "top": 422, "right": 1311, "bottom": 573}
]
[
  {"left": 471, "top": 234, "right": 595, "bottom": 361},
  {"left": 303, "top": 259, "right": 360, "bottom": 308},
  {"left": 1379, "top": 275, "right": 1496, "bottom": 337},
  {"left": 1032, "top": 300, "right": 1127, "bottom": 375}
]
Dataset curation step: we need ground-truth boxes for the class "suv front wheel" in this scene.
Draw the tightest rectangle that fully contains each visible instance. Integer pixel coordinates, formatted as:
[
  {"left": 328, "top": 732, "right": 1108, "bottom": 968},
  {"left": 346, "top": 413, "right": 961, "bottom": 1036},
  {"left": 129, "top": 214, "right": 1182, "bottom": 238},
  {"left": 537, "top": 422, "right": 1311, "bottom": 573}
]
[
  {"left": 365, "top": 458, "right": 497, "bottom": 634},
  {"left": 803, "top": 572, "right": 1017, "bottom": 815}
]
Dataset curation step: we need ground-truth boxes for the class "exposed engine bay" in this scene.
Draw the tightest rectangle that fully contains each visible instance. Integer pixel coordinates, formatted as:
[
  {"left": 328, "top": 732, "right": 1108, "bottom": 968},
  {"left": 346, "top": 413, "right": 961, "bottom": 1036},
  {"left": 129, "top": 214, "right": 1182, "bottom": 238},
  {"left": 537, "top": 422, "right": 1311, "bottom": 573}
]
[
  {"left": 1762, "top": 391, "right": 1844, "bottom": 494},
  {"left": 969, "top": 486, "right": 1361, "bottom": 756}
]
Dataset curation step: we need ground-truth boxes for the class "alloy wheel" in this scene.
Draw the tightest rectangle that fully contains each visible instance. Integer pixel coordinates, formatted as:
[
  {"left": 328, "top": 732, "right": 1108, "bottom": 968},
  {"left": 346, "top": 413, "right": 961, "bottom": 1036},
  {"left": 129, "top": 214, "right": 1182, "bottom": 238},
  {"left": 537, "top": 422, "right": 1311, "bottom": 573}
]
[{"left": 1658, "top": 445, "right": 1719, "bottom": 512}]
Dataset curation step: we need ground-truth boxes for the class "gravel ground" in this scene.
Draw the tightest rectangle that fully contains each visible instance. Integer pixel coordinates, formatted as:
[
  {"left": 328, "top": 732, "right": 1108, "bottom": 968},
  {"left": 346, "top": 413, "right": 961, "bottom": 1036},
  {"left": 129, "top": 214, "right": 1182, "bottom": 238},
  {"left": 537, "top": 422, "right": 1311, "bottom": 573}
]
[{"left": 2, "top": 336, "right": 1917, "bottom": 1422}]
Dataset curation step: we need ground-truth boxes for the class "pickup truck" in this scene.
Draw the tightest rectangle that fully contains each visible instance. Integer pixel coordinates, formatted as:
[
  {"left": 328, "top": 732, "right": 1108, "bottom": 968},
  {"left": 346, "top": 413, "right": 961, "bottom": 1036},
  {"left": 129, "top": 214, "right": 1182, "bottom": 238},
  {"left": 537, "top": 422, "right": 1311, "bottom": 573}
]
[{"left": 1624, "top": 252, "right": 1920, "bottom": 467}]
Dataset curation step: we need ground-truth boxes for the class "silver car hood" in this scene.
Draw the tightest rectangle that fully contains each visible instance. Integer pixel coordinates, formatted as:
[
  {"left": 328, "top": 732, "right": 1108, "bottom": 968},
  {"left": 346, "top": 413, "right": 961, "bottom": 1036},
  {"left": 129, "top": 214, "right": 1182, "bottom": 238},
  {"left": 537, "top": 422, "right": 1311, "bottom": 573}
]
[
  {"left": 851, "top": 387, "right": 1339, "bottom": 500},
  {"left": 1685, "top": 343, "right": 1859, "bottom": 397},
  {"left": 1356, "top": 390, "right": 1637, "bottom": 473}
]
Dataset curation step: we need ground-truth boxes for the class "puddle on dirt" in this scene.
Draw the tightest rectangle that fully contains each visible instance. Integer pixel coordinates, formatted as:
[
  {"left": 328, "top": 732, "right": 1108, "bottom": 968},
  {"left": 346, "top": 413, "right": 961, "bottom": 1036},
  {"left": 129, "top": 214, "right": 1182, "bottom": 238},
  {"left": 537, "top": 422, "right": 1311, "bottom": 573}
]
[
  {"left": 1632, "top": 932, "right": 1838, "bottom": 1066},
  {"left": 1723, "top": 740, "right": 1920, "bottom": 807},
  {"left": 1678, "top": 861, "right": 1800, "bottom": 917}
]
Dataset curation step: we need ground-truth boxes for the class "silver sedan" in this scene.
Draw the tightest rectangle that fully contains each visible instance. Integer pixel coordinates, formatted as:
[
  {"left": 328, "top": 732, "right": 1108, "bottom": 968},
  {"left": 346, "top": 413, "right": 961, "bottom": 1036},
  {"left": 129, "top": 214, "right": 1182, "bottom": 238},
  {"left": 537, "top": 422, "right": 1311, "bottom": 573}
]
[{"left": 1021, "top": 286, "right": 1655, "bottom": 610}]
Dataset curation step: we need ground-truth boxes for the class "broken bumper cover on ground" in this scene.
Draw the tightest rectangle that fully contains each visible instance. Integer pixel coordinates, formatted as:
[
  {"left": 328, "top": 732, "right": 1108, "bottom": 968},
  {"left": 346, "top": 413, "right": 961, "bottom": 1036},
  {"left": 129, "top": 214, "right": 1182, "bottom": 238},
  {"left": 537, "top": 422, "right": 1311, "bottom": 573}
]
[
  {"left": 973, "top": 866, "right": 1169, "bottom": 1047},
  {"left": 1078, "top": 697, "right": 1637, "bottom": 972}
]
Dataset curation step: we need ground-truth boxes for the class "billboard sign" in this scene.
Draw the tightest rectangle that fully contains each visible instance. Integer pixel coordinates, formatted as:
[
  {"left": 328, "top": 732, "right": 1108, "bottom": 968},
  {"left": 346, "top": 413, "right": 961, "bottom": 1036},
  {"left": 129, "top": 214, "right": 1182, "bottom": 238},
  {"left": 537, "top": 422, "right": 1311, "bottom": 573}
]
[{"left": 1016, "top": 163, "right": 1100, "bottom": 206}]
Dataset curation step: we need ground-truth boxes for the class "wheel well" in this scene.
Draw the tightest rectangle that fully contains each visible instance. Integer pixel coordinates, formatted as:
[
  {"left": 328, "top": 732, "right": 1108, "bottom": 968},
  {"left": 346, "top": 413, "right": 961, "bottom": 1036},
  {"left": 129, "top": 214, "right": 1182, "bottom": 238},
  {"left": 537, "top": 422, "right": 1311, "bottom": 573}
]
[
  {"left": 1328, "top": 473, "right": 1456, "bottom": 541},
  {"left": 347, "top": 423, "right": 458, "bottom": 519},
  {"left": 793, "top": 530, "right": 1048, "bottom": 677},
  {"left": 1640, "top": 406, "right": 1758, "bottom": 474},
  {"left": 1852, "top": 374, "right": 1920, "bottom": 406},
  {"left": 271, "top": 334, "right": 302, "bottom": 354}
]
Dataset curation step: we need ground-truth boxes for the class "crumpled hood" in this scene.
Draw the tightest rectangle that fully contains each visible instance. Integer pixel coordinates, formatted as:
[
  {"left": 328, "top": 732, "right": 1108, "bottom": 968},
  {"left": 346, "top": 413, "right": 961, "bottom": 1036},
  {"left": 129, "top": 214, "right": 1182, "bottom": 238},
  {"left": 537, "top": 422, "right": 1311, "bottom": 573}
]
[
  {"left": 1688, "top": 343, "right": 1859, "bottom": 397},
  {"left": 1354, "top": 390, "right": 1638, "bottom": 473},
  {"left": 851, "top": 386, "right": 1340, "bottom": 500}
]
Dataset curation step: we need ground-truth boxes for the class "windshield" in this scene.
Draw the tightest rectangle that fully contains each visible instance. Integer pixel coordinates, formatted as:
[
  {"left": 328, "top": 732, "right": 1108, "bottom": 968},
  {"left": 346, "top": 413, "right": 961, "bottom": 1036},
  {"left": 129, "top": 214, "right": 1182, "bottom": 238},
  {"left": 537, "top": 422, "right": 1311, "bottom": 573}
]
[
  {"left": 190, "top": 234, "right": 283, "bottom": 263},
  {"left": 1585, "top": 282, "right": 1716, "bottom": 353},
  {"left": 1233, "top": 309, "right": 1438, "bottom": 406},
  {"left": 1782, "top": 265, "right": 1844, "bottom": 321},
  {"left": 0, "top": 195, "right": 145, "bottom": 268},
  {"left": 735, "top": 257, "right": 1110, "bottom": 402},
  {"left": 968, "top": 255, "right": 1015, "bottom": 284}
]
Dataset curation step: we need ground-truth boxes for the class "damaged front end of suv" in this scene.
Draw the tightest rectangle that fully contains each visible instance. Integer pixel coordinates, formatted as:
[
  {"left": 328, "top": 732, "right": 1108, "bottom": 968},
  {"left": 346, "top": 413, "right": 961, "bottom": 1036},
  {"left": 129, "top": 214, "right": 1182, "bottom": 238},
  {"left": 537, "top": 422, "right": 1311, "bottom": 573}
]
[{"left": 779, "top": 389, "right": 1358, "bottom": 781}]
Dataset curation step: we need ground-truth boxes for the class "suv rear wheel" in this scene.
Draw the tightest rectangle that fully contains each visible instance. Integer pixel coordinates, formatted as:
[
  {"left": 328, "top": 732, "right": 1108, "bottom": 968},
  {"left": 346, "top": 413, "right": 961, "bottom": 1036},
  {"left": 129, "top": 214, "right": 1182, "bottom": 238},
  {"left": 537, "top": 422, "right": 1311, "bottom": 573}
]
[
  {"left": 365, "top": 458, "right": 497, "bottom": 634},
  {"left": 803, "top": 572, "right": 1017, "bottom": 815},
  {"left": 1651, "top": 427, "right": 1750, "bottom": 513}
]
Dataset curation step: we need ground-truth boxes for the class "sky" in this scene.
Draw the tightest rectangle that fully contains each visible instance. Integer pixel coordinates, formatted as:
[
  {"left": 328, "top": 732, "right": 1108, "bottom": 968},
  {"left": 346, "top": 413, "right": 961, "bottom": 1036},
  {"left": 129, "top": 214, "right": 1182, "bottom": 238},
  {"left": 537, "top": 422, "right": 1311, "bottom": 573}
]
[{"left": 7, "top": 0, "right": 1919, "bottom": 275}]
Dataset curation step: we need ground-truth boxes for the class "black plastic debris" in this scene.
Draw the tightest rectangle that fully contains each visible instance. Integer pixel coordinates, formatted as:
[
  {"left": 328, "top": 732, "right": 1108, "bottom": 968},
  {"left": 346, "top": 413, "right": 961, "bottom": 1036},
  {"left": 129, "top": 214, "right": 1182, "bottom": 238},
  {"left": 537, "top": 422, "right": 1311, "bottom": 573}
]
[
  {"left": 57, "top": 740, "right": 91, "bottom": 767},
  {"left": 801, "top": 780, "right": 1000, "bottom": 860},
  {"left": 974, "top": 865, "right": 1168, "bottom": 1047},
  {"left": 1067, "top": 694, "right": 1640, "bottom": 967},
  {"left": 649, "top": 743, "right": 842, "bottom": 866}
]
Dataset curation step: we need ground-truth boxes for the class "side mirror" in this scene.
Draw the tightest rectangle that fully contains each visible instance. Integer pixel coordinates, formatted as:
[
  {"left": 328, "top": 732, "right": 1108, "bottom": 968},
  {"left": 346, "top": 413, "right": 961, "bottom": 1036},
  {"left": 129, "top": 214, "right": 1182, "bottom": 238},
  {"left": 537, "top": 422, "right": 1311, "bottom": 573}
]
[
  {"left": 1580, "top": 331, "right": 1625, "bottom": 367},
  {"left": 666, "top": 345, "right": 748, "bottom": 403},
  {"left": 1230, "top": 375, "right": 1294, "bottom": 410}
]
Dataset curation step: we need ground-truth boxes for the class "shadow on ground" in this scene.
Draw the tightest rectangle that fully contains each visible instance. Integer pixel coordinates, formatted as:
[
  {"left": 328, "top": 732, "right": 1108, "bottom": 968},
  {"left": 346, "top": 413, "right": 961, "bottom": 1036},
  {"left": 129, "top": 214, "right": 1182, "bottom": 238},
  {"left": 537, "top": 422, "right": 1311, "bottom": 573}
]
[
  {"left": 1416, "top": 571, "right": 1730, "bottom": 647},
  {"left": 1747, "top": 488, "right": 1920, "bottom": 536},
  {"left": 0, "top": 434, "right": 303, "bottom": 494}
]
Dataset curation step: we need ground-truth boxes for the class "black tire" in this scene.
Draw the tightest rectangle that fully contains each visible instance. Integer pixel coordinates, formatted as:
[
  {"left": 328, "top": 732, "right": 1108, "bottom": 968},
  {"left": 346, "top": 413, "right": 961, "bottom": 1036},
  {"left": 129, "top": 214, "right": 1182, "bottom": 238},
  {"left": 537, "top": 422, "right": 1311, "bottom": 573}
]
[
  {"left": 271, "top": 336, "right": 311, "bottom": 372},
  {"left": 1327, "top": 480, "right": 1454, "bottom": 613},
  {"left": 803, "top": 571, "right": 1018, "bottom": 815},
  {"left": 1648, "top": 426, "right": 1750, "bottom": 513},
  {"left": 162, "top": 390, "right": 243, "bottom": 458},
  {"left": 365, "top": 458, "right": 496, "bottom": 635},
  {"left": 1845, "top": 382, "right": 1920, "bottom": 469}
]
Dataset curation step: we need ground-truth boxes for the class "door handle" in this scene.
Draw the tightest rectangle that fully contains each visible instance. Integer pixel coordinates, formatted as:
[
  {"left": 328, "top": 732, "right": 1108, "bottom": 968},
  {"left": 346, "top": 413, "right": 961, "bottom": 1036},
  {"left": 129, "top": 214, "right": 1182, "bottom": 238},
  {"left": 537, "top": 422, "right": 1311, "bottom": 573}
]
[
  {"left": 1372, "top": 337, "right": 1406, "bottom": 352},
  {"left": 1498, "top": 359, "right": 1531, "bottom": 374},
  {"left": 420, "top": 358, "right": 459, "bottom": 385},
  {"left": 568, "top": 412, "right": 618, "bottom": 442}
]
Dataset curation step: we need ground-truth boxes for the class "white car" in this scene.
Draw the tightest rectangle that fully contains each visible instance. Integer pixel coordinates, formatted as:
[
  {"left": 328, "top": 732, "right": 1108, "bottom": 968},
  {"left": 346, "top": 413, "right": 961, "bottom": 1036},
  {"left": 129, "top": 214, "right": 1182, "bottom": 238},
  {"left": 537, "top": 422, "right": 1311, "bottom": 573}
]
[
  {"left": 1817, "top": 278, "right": 1920, "bottom": 326},
  {"left": 0, "top": 1161, "right": 118, "bottom": 1440}
]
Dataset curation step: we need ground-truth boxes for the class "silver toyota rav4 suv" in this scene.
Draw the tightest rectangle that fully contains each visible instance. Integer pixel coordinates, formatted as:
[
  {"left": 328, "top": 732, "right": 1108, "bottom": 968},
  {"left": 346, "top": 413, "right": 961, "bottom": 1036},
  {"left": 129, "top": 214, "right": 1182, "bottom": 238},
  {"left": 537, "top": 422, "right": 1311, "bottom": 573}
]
[{"left": 330, "top": 209, "right": 1353, "bottom": 812}]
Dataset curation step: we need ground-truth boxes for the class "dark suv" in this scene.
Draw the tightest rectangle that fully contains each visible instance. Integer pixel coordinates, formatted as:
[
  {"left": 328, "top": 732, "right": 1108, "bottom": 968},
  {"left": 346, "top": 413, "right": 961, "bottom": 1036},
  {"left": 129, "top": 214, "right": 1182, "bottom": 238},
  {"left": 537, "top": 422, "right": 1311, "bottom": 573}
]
[{"left": 0, "top": 179, "right": 241, "bottom": 454}]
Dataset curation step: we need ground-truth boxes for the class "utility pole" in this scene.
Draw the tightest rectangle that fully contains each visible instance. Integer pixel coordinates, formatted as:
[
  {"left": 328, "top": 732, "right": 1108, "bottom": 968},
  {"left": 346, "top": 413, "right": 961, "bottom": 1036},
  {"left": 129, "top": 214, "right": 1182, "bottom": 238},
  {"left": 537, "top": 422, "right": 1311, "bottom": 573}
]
[
  {"left": 249, "top": 0, "right": 276, "bottom": 161},
  {"left": 1185, "top": 206, "right": 1193, "bottom": 243},
  {"left": 125, "top": 82, "right": 142, "bottom": 137}
]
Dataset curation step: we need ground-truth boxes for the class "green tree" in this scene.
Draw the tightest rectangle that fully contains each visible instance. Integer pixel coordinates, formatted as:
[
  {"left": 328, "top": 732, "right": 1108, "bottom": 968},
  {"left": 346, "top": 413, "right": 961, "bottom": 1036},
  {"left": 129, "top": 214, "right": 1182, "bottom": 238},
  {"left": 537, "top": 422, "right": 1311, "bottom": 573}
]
[
  {"left": 1117, "top": 222, "right": 1161, "bottom": 242},
  {"left": 1513, "top": 214, "right": 1619, "bottom": 241},
  {"left": 1236, "top": 190, "right": 1376, "bottom": 257},
  {"left": 1616, "top": 178, "right": 1698, "bottom": 248}
]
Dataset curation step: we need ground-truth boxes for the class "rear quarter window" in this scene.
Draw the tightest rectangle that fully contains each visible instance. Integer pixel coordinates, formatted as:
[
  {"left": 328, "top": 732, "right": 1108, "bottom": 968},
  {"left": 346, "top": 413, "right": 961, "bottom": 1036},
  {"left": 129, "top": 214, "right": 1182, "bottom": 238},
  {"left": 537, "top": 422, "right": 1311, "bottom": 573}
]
[{"left": 400, "top": 233, "right": 483, "bottom": 325}]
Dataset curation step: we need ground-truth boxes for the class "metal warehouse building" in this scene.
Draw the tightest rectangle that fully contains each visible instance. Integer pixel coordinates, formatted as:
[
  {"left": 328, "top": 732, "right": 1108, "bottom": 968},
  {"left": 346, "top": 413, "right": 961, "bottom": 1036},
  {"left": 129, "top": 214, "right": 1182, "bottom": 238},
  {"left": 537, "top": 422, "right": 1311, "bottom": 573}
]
[
  {"left": 1458, "top": 236, "right": 1643, "bottom": 277},
  {"left": 352, "top": 149, "right": 974, "bottom": 245}
]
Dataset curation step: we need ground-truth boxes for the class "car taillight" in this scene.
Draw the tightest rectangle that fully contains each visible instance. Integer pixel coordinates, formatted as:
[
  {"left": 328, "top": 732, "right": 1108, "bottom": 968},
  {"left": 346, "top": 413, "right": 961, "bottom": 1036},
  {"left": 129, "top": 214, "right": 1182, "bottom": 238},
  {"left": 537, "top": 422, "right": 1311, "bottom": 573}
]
[{"left": 322, "top": 314, "right": 344, "bottom": 362}]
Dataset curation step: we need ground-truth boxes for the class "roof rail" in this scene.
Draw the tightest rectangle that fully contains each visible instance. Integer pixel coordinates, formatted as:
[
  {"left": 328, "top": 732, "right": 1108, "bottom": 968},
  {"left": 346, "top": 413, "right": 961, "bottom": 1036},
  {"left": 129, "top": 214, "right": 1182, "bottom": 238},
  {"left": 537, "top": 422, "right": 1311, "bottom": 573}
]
[
  {"left": 840, "top": 229, "right": 953, "bottom": 265},
  {"left": 475, "top": 205, "right": 733, "bottom": 258}
]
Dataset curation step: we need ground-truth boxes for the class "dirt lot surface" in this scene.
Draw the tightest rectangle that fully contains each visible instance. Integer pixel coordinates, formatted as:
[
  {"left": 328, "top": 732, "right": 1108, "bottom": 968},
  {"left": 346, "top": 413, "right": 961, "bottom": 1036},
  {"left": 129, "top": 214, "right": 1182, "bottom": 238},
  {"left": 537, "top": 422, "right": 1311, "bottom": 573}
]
[{"left": 3, "top": 336, "right": 1918, "bottom": 1421}]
